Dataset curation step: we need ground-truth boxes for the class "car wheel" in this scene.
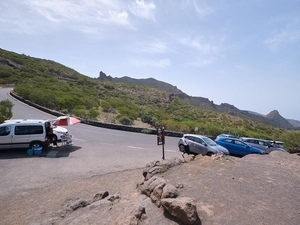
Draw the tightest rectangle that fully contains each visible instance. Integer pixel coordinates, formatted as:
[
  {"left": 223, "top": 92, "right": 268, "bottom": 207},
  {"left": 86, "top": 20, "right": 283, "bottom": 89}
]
[
  {"left": 179, "top": 145, "right": 185, "bottom": 152},
  {"left": 206, "top": 152, "right": 214, "bottom": 157},
  {"left": 179, "top": 145, "right": 190, "bottom": 154}
]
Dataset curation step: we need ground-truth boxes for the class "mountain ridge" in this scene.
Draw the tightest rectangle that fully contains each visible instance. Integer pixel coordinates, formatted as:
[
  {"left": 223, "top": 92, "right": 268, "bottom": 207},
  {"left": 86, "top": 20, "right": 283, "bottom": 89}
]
[
  {"left": 98, "top": 71, "right": 298, "bottom": 129},
  {"left": 0, "top": 47, "right": 298, "bottom": 130}
]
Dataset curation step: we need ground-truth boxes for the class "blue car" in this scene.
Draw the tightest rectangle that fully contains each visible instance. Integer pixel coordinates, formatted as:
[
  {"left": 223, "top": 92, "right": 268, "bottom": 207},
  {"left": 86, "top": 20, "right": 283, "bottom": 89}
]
[{"left": 216, "top": 137, "right": 265, "bottom": 157}]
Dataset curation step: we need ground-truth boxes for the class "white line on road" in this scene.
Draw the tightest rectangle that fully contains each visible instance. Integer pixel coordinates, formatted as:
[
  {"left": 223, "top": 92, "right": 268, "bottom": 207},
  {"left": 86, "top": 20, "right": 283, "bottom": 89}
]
[
  {"left": 127, "top": 146, "right": 144, "bottom": 149},
  {"left": 74, "top": 138, "right": 86, "bottom": 141},
  {"left": 165, "top": 150, "right": 177, "bottom": 152}
]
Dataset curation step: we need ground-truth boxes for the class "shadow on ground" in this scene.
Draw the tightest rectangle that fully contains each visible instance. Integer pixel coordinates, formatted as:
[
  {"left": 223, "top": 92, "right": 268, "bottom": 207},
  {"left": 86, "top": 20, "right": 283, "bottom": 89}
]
[{"left": 0, "top": 145, "right": 81, "bottom": 159}]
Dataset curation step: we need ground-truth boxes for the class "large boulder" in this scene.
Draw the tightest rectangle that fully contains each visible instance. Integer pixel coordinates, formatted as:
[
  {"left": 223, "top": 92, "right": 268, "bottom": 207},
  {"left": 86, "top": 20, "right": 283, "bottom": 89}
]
[
  {"left": 150, "top": 182, "right": 165, "bottom": 206},
  {"left": 143, "top": 166, "right": 163, "bottom": 180},
  {"left": 142, "top": 157, "right": 185, "bottom": 180},
  {"left": 161, "top": 197, "right": 200, "bottom": 225},
  {"left": 140, "top": 176, "right": 166, "bottom": 197},
  {"left": 93, "top": 190, "right": 109, "bottom": 202},
  {"left": 161, "top": 183, "right": 179, "bottom": 199}
]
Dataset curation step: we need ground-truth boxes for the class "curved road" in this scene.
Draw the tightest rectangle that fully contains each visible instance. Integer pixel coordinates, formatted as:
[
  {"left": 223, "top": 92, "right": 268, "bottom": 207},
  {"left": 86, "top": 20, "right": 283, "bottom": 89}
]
[{"left": 0, "top": 88, "right": 182, "bottom": 195}]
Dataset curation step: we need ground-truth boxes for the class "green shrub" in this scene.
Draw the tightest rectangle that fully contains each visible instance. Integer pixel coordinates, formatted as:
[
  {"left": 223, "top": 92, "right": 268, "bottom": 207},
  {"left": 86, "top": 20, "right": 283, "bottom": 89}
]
[
  {"left": 88, "top": 108, "right": 100, "bottom": 120},
  {"left": 119, "top": 116, "right": 133, "bottom": 125},
  {"left": 104, "top": 84, "right": 115, "bottom": 90},
  {"left": 0, "top": 99, "right": 14, "bottom": 123},
  {"left": 118, "top": 105, "right": 139, "bottom": 120},
  {"left": 279, "top": 131, "right": 300, "bottom": 153},
  {"left": 73, "top": 105, "right": 87, "bottom": 118},
  {"left": 140, "top": 110, "right": 158, "bottom": 126},
  {"left": 141, "top": 129, "right": 153, "bottom": 134},
  {"left": 60, "top": 109, "right": 68, "bottom": 114},
  {"left": 140, "top": 110, "right": 152, "bottom": 123}
]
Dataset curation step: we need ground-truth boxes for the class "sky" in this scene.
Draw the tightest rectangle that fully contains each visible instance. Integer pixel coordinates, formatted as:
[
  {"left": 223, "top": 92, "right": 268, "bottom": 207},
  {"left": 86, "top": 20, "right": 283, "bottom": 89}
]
[{"left": 0, "top": 0, "right": 300, "bottom": 121}]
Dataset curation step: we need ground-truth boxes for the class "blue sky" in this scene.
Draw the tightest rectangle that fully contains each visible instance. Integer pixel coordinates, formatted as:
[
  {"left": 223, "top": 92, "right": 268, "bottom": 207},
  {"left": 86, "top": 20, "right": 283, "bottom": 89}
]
[{"left": 1, "top": 0, "right": 300, "bottom": 121}]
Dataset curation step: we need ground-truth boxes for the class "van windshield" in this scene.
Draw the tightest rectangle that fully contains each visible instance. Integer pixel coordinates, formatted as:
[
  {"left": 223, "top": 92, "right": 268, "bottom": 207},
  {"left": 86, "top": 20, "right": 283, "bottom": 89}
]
[{"left": 0, "top": 126, "right": 11, "bottom": 136}]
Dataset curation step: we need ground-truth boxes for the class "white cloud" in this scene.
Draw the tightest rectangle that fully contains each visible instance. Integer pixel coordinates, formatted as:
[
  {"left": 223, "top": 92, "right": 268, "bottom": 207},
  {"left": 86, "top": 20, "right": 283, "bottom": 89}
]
[
  {"left": 133, "top": 40, "right": 170, "bottom": 53},
  {"left": 185, "top": 57, "right": 214, "bottom": 68},
  {"left": 179, "top": 36, "right": 219, "bottom": 54},
  {"left": 192, "top": 0, "right": 214, "bottom": 18},
  {"left": 129, "top": 58, "right": 170, "bottom": 68},
  {"left": 264, "top": 19, "right": 300, "bottom": 52},
  {"left": 0, "top": 0, "right": 134, "bottom": 35},
  {"left": 31, "top": 0, "right": 132, "bottom": 26},
  {"left": 128, "top": 0, "right": 156, "bottom": 21},
  {"left": 108, "top": 10, "right": 130, "bottom": 25}
]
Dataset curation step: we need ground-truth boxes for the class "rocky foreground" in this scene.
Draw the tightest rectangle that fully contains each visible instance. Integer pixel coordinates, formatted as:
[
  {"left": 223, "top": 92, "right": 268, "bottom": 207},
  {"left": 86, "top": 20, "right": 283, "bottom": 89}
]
[{"left": 1, "top": 151, "right": 299, "bottom": 225}]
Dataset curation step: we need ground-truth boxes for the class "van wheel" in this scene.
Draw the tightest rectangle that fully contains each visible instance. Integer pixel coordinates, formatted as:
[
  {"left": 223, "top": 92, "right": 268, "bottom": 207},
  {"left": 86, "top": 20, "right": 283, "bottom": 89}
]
[{"left": 30, "top": 142, "right": 43, "bottom": 149}]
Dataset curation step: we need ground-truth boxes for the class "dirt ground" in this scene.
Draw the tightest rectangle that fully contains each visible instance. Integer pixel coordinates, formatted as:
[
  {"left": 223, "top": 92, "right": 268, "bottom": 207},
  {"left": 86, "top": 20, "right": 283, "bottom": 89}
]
[{"left": 1, "top": 151, "right": 299, "bottom": 225}]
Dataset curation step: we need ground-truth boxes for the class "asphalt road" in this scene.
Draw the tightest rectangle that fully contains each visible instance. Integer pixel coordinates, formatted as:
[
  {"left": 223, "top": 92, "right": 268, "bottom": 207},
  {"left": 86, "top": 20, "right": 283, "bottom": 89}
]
[{"left": 0, "top": 87, "right": 182, "bottom": 195}]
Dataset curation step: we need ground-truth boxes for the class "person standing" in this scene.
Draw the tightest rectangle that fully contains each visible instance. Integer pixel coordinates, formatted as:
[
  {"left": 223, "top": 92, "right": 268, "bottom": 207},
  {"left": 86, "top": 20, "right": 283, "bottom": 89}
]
[
  {"left": 183, "top": 136, "right": 190, "bottom": 154},
  {"left": 46, "top": 122, "right": 59, "bottom": 148}
]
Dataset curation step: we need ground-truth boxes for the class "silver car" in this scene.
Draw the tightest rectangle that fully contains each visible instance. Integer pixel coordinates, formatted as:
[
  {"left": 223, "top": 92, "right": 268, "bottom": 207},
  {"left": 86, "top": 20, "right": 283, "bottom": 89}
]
[
  {"left": 240, "top": 137, "right": 286, "bottom": 153},
  {"left": 178, "top": 134, "right": 229, "bottom": 156}
]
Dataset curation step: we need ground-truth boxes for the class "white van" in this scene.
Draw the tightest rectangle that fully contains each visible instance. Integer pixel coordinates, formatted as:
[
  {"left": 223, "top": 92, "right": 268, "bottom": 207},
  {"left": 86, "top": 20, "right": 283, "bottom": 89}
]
[{"left": 0, "top": 119, "right": 70, "bottom": 149}]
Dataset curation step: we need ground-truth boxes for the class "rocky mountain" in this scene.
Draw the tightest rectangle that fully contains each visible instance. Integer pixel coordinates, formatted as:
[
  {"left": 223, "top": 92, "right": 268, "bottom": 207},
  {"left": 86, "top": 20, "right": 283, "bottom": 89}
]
[
  {"left": 287, "top": 119, "right": 300, "bottom": 128},
  {"left": 265, "top": 110, "right": 296, "bottom": 129},
  {"left": 1, "top": 45, "right": 297, "bottom": 130},
  {"left": 98, "top": 71, "right": 297, "bottom": 129},
  {"left": 98, "top": 71, "right": 186, "bottom": 95}
]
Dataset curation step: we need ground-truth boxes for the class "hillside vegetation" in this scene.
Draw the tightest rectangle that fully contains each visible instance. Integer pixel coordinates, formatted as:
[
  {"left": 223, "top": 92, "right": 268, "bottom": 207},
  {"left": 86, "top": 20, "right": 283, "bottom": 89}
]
[{"left": 1, "top": 48, "right": 299, "bottom": 153}]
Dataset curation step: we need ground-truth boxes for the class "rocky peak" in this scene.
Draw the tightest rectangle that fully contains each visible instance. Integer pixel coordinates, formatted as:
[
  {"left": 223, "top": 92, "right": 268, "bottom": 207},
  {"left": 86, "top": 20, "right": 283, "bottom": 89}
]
[
  {"left": 98, "top": 71, "right": 113, "bottom": 81},
  {"left": 218, "top": 103, "right": 239, "bottom": 115},
  {"left": 266, "top": 110, "right": 281, "bottom": 119},
  {"left": 265, "top": 110, "right": 294, "bottom": 129}
]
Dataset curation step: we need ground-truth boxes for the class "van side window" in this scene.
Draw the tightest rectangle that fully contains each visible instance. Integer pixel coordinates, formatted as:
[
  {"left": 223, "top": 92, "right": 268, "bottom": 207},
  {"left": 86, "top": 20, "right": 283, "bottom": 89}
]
[
  {"left": 15, "top": 126, "right": 43, "bottom": 135},
  {"left": 15, "top": 126, "right": 30, "bottom": 135},
  {"left": 29, "top": 126, "right": 44, "bottom": 134},
  {"left": 0, "top": 126, "right": 11, "bottom": 136}
]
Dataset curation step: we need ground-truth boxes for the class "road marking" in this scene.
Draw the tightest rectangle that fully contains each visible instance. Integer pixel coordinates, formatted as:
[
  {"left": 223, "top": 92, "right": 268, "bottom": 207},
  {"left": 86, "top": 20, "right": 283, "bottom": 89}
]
[
  {"left": 127, "top": 146, "right": 144, "bottom": 149},
  {"left": 165, "top": 150, "right": 177, "bottom": 152},
  {"left": 74, "top": 138, "right": 86, "bottom": 141},
  {"left": 99, "top": 142, "right": 116, "bottom": 145}
]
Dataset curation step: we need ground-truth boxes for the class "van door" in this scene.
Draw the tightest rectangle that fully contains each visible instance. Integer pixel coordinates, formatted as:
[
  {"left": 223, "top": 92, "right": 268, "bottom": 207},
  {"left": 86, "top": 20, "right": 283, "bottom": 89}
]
[
  {"left": 12, "top": 125, "right": 32, "bottom": 148},
  {"left": 13, "top": 125, "right": 45, "bottom": 148},
  {"left": 0, "top": 125, "right": 13, "bottom": 149},
  {"left": 28, "top": 125, "right": 45, "bottom": 144}
]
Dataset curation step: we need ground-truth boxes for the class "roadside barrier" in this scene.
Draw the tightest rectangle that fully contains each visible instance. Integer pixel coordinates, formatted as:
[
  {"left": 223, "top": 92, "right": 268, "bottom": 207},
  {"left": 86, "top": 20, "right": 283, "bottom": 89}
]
[{"left": 9, "top": 91, "right": 182, "bottom": 137}]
